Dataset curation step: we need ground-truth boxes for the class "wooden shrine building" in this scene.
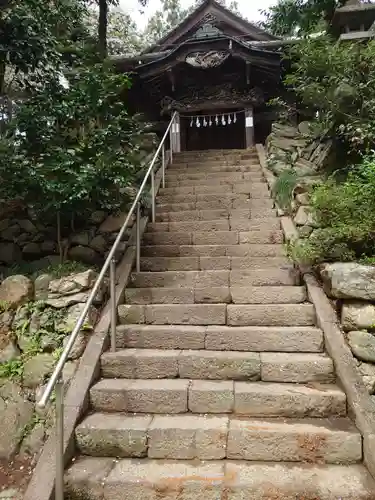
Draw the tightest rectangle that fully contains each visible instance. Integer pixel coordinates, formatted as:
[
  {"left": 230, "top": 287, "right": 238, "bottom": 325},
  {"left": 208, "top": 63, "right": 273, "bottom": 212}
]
[{"left": 114, "top": 0, "right": 284, "bottom": 151}]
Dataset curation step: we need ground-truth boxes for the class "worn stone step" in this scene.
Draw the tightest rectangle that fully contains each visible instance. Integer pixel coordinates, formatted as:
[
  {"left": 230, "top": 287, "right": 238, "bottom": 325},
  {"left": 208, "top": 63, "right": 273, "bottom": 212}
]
[
  {"left": 140, "top": 256, "right": 290, "bottom": 271},
  {"left": 140, "top": 256, "right": 199, "bottom": 271},
  {"left": 156, "top": 208, "right": 277, "bottom": 221},
  {"left": 65, "top": 457, "right": 375, "bottom": 500},
  {"left": 147, "top": 220, "right": 230, "bottom": 232},
  {"left": 227, "top": 304, "right": 315, "bottom": 326},
  {"left": 130, "top": 270, "right": 297, "bottom": 289},
  {"left": 125, "top": 287, "right": 195, "bottom": 304},
  {"left": 143, "top": 229, "right": 283, "bottom": 246},
  {"left": 147, "top": 218, "right": 280, "bottom": 233},
  {"left": 229, "top": 218, "right": 280, "bottom": 231},
  {"left": 227, "top": 418, "right": 361, "bottom": 463},
  {"left": 168, "top": 164, "right": 262, "bottom": 173},
  {"left": 141, "top": 244, "right": 285, "bottom": 257},
  {"left": 165, "top": 172, "right": 264, "bottom": 185},
  {"left": 116, "top": 325, "right": 324, "bottom": 353},
  {"left": 260, "top": 352, "right": 334, "bottom": 382},
  {"left": 126, "top": 286, "right": 306, "bottom": 305},
  {"left": 118, "top": 304, "right": 227, "bottom": 325},
  {"left": 156, "top": 192, "right": 270, "bottom": 205},
  {"left": 101, "top": 349, "right": 261, "bottom": 380},
  {"left": 158, "top": 183, "right": 269, "bottom": 196},
  {"left": 130, "top": 270, "right": 230, "bottom": 288},
  {"left": 90, "top": 379, "right": 346, "bottom": 416},
  {"left": 230, "top": 286, "right": 306, "bottom": 303},
  {"left": 156, "top": 197, "right": 274, "bottom": 211},
  {"left": 101, "top": 350, "right": 332, "bottom": 382},
  {"left": 230, "top": 269, "right": 299, "bottom": 286},
  {"left": 75, "top": 414, "right": 361, "bottom": 464}
]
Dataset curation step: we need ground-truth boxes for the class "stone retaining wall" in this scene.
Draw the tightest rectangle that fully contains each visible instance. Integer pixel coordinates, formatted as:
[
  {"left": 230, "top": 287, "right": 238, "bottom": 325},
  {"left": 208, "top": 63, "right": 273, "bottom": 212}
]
[{"left": 264, "top": 126, "right": 375, "bottom": 398}]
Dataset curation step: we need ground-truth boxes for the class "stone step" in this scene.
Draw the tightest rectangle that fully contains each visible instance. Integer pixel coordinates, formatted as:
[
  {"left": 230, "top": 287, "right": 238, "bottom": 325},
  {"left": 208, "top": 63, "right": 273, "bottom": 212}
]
[
  {"left": 143, "top": 230, "right": 283, "bottom": 246},
  {"left": 125, "top": 286, "right": 306, "bottom": 304},
  {"left": 165, "top": 172, "right": 264, "bottom": 185},
  {"left": 158, "top": 183, "right": 269, "bottom": 196},
  {"left": 156, "top": 208, "right": 277, "bottom": 221},
  {"left": 140, "top": 256, "right": 290, "bottom": 271},
  {"left": 141, "top": 243, "right": 286, "bottom": 257},
  {"left": 147, "top": 218, "right": 281, "bottom": 233},
  {"left": 118, "top": 303, "right": 227, "bottom": 325},
  {"left": 117, "top": 303, "right": 315, "bottom": 326},
  {"left": 89, "top": 379, "right": 346, "bottom": 416},
  {"left": 116, "top": 325, "right": 324, "bottom": 353},
  {"left": 176, "top": 148, "right": 256, "bottom": 156},
  {"left": 147, "top": 220, "right": 230, "bottom": 232},
  {"left": 75, "top": 414, "right": 361, "bottom": 464},
  {"left": 100, "top": 350, "right": 333, "bottom": 383},
  {"left": 65, "top": 457, "right": 375, "bottom": 500},
  {"left": 156, "top": 192, "right": 271, "bottom": 205},
  {"left": 156, "top": 197, "right": 274, "bottom": 211},
  {"left": 226, "top": 304, "right": 315, "bottom": 326},
  {"left": 129, "top": 269, "right": 298, "bottom": 289},
  {"left": 168, "top": 163, "right": 262, "bottom": 172}
]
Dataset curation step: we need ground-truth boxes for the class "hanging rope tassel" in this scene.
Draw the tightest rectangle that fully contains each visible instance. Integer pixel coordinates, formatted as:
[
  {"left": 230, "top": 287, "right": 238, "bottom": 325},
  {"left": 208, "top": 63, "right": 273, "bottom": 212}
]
[
  {"left": 203, "top": 117, "right": 207, "bottom": 127},
  {"left": 233, "top": 113, "right": 237, "bottom": 123},
  {"left": 221, "top": 114, "right": 226, "bottom": 125},
  {"left": 209, "top": 116, "right": 212, "bottom": 126},
  {"left": 196, "top": 117, "right": 201, "bottom": 128},
  {"left": 215, "top": 115, "right": 219, "bottom": 125}
]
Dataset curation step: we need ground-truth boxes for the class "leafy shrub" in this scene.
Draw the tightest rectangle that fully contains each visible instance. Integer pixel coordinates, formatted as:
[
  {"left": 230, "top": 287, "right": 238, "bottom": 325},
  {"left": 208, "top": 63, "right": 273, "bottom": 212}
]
[
  {"left": 0, "top": 64, "right": 149, "bottom": 260},
  {"left": 272, "top": 168, "right": 298, "bottom": 213},
  {"left": 276, "top": 37, "right": 375, "bottom": 167},
  {"left": 291, "top": 154, "right": 375, "bottom": 264}
]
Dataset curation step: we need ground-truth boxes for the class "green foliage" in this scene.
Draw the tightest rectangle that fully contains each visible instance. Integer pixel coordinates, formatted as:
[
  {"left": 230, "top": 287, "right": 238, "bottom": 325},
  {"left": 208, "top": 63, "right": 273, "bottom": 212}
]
[
  {"left": 0, "top": 300, "right": 9, "bottom": 313},
  {"left": 281, "top": 37, "right": 375, "bottom": 158},
  {"left": 261, "top": 0, "right": 343, "bottom": 36},
  {"left": 1, "top": 64, "right": 147, "bottom": 258},
  {"left": 19, "top": 413, "right": 44, "bottom": 441},
  {"left": 291, "top": 153, "right": 375, "bottom": 264},
  {"left": 0, "top": 357, "right": 24, "bottom": 380},
  {"left": 44, "top": 261, "right": 91, "bottom": 279},
  {"left": 272, "top": 168, "right": 299, "bottom": 212},
  {"left": 0, "top": 0, "right": 88, "bottom": 92}
]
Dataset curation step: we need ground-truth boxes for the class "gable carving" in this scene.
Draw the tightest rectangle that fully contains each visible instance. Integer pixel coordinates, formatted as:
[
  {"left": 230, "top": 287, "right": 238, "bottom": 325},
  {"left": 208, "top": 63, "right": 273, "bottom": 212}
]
[
  {"left": 193, "top": 22, "right": 222, "bottom": 39},
  {"left": 185, "top": 50, "right": 229, "bottom": 68}
]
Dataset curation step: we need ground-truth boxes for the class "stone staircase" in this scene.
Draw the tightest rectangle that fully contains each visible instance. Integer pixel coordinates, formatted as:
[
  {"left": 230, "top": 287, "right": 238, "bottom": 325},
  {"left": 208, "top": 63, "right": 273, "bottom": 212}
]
[{"left": 65, "top": 149, "right": 375, "bottom": 499}]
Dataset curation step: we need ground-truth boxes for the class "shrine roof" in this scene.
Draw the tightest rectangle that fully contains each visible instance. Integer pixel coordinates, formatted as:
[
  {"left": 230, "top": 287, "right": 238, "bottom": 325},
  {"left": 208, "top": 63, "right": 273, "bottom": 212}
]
[
  {"left": 332, "top": 0, "right": 375, "bottom": 27},
  {"left": 144, "top": 0, "right": 279, "bottom": 55}
]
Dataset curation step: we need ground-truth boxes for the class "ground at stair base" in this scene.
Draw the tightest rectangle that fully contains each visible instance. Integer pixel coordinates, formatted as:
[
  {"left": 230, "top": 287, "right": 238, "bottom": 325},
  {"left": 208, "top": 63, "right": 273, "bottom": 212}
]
[{"left": 64, "top": 149, "right": 375, "bottom": 500}]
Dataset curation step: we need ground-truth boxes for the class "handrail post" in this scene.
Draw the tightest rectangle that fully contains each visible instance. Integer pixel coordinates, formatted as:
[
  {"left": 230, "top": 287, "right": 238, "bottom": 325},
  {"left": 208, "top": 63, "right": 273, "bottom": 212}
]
[
  {"left": 162, "top": 143, "right": 166, "bottom": 188},
  {"left": 136, "top": 202, "right": 141, "bottom": 272},
  {"left": 55, "top": 375, "right": 64, "bottom": 500},
  {"left": 151, "top": 167, "right": 156, "bottom": 223},
  {"left": 110, "top": 258, "right": 117, "bottom": 353},
  {"left": 169, "top": 118, "right": 174, "bottom": 165}
]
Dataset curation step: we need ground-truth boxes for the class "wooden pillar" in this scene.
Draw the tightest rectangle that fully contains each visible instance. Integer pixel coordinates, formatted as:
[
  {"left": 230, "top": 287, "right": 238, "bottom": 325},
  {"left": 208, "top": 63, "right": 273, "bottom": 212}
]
[
  {"left": 171, "top": 112, "right": 181, "bottom": 153},
  {"left": 245, "top": 107, "right": 255, "bottom": 148}
]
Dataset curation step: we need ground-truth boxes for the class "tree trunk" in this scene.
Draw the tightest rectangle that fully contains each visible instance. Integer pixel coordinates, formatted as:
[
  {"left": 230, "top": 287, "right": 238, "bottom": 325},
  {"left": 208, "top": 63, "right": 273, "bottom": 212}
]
[{"left": 98, "top": 0, "right": 108, "bottom": 59}]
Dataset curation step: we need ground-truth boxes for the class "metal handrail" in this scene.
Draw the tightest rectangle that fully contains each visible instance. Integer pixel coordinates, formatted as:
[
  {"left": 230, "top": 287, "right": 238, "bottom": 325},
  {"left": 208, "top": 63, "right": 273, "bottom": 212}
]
[{"left": 38, "top": 111, "right": 177, "bottom": 500}]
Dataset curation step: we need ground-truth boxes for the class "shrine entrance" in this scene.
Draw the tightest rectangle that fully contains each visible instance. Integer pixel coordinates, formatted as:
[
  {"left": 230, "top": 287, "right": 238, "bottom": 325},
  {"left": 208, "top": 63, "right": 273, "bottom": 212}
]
[
  {"left": 181, "top": 110, "right": 245, "bottom": 151},
  {"left": 115, "top": 0, "right": 283, "bottom": 153}
]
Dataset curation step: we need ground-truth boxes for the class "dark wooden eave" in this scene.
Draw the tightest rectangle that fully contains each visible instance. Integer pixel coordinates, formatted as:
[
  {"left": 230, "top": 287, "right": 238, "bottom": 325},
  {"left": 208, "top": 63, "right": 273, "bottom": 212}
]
[
  {"left": 144, "top": 0, "right": 279, "bottom": 55},
  {"left": 135, "top": 36, "right": 280, "bottom": 80},
  {"left": 332, "top": 0, "right": 375, "bottom": 32}
]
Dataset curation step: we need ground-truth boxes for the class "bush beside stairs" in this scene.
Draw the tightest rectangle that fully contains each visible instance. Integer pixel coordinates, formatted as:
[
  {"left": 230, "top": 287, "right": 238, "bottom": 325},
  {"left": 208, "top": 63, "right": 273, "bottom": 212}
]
[{"left": 65, "top": 148, "right": 375, "bottom": 499}]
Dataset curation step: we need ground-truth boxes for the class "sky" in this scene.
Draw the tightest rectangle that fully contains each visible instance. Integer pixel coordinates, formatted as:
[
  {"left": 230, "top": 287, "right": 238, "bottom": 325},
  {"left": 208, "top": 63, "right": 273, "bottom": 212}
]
[{"left": 119, "top": 0, "right": 275, "bottom": 28}]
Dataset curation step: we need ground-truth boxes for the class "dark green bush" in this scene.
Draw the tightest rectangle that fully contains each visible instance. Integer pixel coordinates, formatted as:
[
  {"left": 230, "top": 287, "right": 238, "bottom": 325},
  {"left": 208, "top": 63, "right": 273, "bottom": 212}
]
[{"left": 291, "top": 154, "right": 375, "bottom": 264}]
